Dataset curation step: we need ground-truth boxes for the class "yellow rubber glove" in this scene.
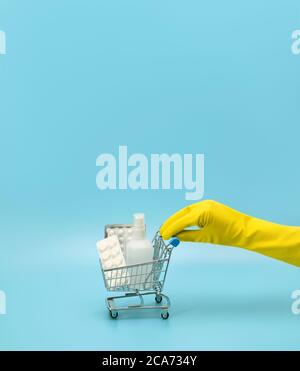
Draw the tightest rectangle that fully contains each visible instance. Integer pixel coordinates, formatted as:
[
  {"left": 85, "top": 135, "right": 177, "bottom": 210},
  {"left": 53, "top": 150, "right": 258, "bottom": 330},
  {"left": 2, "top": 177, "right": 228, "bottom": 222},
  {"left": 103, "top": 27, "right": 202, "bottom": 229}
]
[{"left": 160, "top": 200, "right": 300, "bottom": 267}]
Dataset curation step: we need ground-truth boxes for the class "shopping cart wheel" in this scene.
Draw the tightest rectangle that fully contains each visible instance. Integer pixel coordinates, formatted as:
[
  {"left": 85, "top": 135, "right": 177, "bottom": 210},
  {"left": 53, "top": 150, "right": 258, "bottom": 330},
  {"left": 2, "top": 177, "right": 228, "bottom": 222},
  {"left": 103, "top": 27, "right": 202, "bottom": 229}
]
[
  {"left": 161, "top": 312, "right": 169, "bottom": 320},
  {"left": 109, "top": 310, "right": 118, "bottom": 319},
  {"left": 155, "top": 294, "right": 162, "bottom": 303}
]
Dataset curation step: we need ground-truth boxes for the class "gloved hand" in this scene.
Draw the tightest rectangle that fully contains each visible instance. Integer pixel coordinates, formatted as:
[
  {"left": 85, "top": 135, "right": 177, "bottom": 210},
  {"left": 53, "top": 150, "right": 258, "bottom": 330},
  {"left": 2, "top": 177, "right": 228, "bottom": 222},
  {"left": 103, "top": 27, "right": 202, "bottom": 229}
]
[{"left": 160, "top": 200, "right": 300, "bottom": 267}]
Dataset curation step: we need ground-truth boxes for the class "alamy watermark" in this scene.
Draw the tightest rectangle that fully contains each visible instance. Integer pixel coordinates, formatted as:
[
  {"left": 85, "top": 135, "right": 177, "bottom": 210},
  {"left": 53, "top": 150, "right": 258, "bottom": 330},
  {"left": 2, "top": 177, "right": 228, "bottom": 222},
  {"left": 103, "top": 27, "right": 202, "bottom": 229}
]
[
  {"left": 291, "top": 30, "right": 300, "bottom": 55},
  {"left": 291, "top": 290, "right": 300, "bottom": 315},
  {"left": 0, "top": 290, "right": 6, "bottom": 315},
  {"left": 96, "top": 146, "right": 204, "bottom": 201},
  {"left": 0, "top": 30, "right": 6, "bottom": 55}
]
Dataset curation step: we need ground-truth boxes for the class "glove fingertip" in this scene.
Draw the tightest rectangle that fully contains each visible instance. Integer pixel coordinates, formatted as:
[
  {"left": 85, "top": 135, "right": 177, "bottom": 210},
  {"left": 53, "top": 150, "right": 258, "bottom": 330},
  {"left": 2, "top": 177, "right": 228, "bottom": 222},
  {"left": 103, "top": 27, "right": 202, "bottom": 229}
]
[
  {"left": 160, "top": 229, "right": 172, "bottom": 240},
  {"left": 160, "top": 221, "right": 172, "bottom": 237}
]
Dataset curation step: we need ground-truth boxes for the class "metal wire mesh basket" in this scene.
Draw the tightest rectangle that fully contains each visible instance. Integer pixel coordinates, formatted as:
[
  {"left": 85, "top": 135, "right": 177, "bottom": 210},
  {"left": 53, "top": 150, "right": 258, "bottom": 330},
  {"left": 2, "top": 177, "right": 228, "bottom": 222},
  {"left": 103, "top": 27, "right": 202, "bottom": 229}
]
[{"left": 99, "top": 224, "right": 179, "bottom": 319}]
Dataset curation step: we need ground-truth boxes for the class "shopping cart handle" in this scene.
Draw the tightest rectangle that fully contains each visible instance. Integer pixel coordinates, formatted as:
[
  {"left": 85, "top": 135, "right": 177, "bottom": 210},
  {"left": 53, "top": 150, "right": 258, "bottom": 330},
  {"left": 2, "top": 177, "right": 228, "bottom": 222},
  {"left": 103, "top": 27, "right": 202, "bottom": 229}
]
[{"left": 169, "top": 237, "right": 180, "bottom": 248}]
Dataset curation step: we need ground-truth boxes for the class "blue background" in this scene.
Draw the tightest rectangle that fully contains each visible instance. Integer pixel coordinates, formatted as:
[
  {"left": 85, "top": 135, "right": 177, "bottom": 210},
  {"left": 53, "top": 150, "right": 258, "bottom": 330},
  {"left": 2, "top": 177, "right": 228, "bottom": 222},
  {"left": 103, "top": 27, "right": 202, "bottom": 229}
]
[{"left": 1, "top": 0, "right": 300, "bottom": 350}]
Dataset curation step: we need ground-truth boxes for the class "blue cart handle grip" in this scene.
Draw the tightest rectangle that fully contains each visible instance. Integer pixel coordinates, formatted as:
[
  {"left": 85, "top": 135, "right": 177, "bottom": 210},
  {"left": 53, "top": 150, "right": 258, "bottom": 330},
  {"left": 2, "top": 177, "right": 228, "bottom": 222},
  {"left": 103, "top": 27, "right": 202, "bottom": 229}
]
[{"left": 169, "top": 237, "right": 180, "bottom": 248}]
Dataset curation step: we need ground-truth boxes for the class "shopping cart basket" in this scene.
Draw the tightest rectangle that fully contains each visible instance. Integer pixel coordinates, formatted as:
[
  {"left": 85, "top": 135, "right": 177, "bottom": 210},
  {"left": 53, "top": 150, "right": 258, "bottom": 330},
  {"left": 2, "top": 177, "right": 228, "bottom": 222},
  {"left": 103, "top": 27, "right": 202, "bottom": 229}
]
[{"left": 99, "top": 224, "right": 180, "bottom": 319}]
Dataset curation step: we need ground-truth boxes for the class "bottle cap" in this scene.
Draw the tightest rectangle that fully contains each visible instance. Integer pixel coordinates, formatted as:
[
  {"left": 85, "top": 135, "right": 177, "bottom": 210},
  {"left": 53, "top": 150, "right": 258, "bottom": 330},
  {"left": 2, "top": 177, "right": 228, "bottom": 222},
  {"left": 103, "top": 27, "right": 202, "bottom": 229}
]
[{"left": 133, "top": 213, "right": 145, "bottom": 228}]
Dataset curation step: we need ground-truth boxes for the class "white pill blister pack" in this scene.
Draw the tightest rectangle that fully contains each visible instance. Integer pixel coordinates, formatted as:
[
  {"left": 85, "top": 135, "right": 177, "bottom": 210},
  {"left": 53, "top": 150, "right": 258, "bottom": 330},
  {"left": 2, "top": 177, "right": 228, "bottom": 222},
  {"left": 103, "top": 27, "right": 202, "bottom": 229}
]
[
  {"left": 96, "top": 235, "right": 128, "bottom": 287},
  {"left": 105, "top": 226, "right": 133, "bottom": 256}
]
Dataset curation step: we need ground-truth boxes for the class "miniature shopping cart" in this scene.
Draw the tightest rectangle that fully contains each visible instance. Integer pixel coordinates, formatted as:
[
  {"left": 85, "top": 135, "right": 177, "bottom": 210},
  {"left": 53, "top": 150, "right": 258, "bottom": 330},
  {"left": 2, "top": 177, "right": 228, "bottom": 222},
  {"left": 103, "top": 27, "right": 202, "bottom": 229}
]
[{"left": 99, "top": 224, "right": 180, "bottom": 319}]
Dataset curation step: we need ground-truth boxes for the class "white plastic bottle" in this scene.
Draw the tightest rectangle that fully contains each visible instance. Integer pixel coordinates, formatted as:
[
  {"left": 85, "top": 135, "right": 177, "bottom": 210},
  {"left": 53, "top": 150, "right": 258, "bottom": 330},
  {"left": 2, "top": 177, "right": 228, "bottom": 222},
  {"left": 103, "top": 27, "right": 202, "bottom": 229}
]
[{"left": 126, "top": 213, "right": 154, "bottom": 289}]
